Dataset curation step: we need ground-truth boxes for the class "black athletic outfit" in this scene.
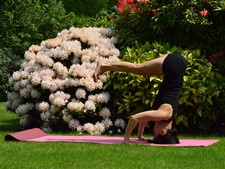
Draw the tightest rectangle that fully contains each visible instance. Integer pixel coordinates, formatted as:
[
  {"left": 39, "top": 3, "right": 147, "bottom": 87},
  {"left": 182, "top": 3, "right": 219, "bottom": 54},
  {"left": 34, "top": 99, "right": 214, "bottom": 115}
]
[{"left": 152, "top": 53, "right": 187, "bottom": 122}]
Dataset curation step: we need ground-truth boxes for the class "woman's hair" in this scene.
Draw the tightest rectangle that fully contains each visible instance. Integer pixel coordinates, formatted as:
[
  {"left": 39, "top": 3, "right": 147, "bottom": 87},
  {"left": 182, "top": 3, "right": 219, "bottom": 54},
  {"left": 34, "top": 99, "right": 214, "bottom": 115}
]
[{"left": 148, "top": 128, "right": 180, "bottom": 144}]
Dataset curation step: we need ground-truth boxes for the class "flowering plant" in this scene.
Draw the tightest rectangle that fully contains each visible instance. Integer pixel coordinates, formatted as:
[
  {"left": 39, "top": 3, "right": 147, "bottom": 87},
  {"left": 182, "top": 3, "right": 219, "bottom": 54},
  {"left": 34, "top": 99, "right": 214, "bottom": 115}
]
[
  {"left": 115, "top": 0, "right": 154, "bottom": 44},
  {"left": 6, "top": 27, "right": 126, "bottom": 134},
  {"left": 209, "top": 49, "right": 225, "bottom": 75},
  {"left": 114, "top": 0, "right": 225, "bottom": 56}
]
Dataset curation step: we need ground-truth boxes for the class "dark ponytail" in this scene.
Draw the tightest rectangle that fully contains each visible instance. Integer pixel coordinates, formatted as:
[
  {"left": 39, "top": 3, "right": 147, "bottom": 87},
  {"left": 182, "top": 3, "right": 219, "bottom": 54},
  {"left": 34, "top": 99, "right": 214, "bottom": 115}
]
[{"left": 148, "top": 128, "right": 180, "bottom": 144}]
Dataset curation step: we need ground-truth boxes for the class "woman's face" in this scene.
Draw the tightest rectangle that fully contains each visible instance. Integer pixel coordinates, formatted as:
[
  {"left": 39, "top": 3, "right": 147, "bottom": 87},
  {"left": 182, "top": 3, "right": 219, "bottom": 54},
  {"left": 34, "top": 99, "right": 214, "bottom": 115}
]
[{"left": 153, "top": 121, "right": 172, "bottom": 137}]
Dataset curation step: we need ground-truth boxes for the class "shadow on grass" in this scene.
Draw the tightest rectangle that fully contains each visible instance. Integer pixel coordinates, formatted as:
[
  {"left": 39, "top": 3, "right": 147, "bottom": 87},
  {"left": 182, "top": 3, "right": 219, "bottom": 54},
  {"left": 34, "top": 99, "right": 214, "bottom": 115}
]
[{"left": 0, "top": 119, "right": 20, "bottom": 132}]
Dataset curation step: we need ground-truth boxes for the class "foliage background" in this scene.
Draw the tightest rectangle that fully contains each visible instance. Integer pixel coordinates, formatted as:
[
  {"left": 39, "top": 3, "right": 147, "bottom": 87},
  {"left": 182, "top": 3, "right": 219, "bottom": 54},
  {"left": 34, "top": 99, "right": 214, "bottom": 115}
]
[
  {"left": 0, "top": 0, "right": 225, "bottom": 134},
  {"left": 114, "top": 0, "right": 225, "bottom": 56},
  {"left": 0, "top": 48, "right": 21, "bottom": 101},
  {"left": 0, "top": 0, "right": 76, "bottom": 56},
  {"left": 60, "top": 0, "right": 117, "bottom": 16},
  {"left": 107, "top": 41, "right": 225, "bottom": 133}
]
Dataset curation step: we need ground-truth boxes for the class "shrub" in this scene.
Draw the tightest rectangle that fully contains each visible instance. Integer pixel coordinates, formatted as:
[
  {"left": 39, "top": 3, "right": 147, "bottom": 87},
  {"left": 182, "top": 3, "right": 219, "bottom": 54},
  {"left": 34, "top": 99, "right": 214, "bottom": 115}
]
[
  {"left": 89, "top": 8, "right": 118, "bottom": 29},
  {"left": 113, "top": 0, "right": 225, "bottom": 56},
  {"left": 0, "top": 0, "right": 76, "bottom": 56},
  {"left": 61, "top": 0, "right": 109, "bottom": 16},
  {"left": 6, "top": 27, "right": 128, "bottom": 134},
  {"left": 0, "top": 48, "right": 21, "bottom": 101},
  {"left": 107, "top": 0, "right": 118, "bottom": 8},
  {"left": 208, "top": 48, "right": 225, "bottom": 75},
  {"left": 106, "top": 41, "right": 225, "bottom": 132}
]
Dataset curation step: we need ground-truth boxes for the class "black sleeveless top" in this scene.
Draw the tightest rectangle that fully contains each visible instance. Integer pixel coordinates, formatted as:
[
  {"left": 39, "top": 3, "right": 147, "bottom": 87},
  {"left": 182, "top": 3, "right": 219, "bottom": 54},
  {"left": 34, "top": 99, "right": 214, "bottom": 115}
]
[{"left": 152, "top": 53, "right": 187, "bottom": 122}]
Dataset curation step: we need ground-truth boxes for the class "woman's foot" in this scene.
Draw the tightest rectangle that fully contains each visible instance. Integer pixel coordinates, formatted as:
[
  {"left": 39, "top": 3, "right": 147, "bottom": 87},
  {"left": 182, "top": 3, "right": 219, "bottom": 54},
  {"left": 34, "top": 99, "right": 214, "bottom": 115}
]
[
  {"left": 138, "top": 136, "right": 148, "bottom": 142},
  {"left": 93, "top": 61, "right": 106, "bottom": 82},
  {"left": 93, "top": 61, "right": 101, "bottom": 82},
  {"left": 123, "top": 139, "right": 133, "bottom": 144}
]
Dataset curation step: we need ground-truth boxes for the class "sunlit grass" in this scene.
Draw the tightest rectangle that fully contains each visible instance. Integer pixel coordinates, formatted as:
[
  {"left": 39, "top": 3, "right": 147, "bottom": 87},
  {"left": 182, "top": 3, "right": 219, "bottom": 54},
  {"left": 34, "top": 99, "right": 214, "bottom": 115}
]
[{"left": 0, "top": 102, "right": 225, "bottom": 169}]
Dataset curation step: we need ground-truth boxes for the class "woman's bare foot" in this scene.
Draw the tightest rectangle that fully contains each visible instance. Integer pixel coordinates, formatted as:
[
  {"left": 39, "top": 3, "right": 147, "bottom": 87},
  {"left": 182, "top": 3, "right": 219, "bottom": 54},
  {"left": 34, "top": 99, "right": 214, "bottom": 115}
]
[
  {"left": 93, "top": 61, "right": 104, "bottom": 82},
  {"left": 123, "top": 139, "right": 133, "bottom": 144},
  {"left": 93, "top": 61, "right": 100, "bottom": 82},
  {"left": 138, "top": 136, "right": 148, "bottom": 142}
]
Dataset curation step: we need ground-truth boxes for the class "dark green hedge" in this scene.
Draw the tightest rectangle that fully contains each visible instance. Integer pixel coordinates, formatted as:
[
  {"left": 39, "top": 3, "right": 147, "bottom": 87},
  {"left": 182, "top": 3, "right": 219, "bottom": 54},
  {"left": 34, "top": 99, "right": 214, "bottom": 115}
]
[
  {"left": 61, "top": 0, "right": 116, "bottom": 16},
  {"left": 0, "top": 0, "right": 76, "bottom": 56}
]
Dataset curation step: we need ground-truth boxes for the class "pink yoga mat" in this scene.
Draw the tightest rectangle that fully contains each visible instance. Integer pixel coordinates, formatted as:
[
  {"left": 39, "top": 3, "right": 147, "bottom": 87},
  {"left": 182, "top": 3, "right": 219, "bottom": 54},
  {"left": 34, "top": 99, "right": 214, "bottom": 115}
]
[{"left": 5, "top": 128, "right": 219, "bottom": 147}]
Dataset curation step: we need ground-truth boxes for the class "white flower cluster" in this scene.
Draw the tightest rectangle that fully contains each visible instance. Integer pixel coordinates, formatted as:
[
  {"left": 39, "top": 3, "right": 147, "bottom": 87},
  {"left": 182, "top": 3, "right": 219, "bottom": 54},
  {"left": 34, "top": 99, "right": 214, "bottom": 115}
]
[{"left": 6, "top": 27, "right": 126, "bottom": 134}]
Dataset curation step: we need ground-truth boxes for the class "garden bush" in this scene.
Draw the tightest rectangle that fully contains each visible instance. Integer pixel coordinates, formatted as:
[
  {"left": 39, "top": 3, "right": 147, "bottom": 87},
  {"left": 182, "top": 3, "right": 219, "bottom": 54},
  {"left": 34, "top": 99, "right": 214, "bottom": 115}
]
[
  {"left": 61, "top": 0, "right": 109, "bottom": 17},
  {"left": 113, "top": 0, "right": 225, "bottom": 56},
  {"left": 6, "top": 27, "right": 128, "bottom": 134},
  {"left": 107, "top": 0, "right": 118, "bottom": 8},
  {"left": 106, "top": 41, "right": 225, "bottom": 132},
  {"left": 2, "top": 0, "right": 225, "bottom": 134},
  {"left": 0, "top": 48, "right": 21, "bottom": 101},
  {"left": 89, "top": 8, "right": 118, "bottom": 30},
  {"left": 0, "top": 0, "right": 117, "bottom": 101},
  {"left": 0, "top": 0, "right": 76, "bottom": 56},
  {"left": 208, "top": 48, "right": 225, "bottom": 75}
]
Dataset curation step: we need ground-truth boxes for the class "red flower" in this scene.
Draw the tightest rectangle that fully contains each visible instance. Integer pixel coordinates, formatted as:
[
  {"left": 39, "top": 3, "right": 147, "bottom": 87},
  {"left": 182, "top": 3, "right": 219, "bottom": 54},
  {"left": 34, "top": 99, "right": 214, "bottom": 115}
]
[
  {"left": 152, "top": 9, "right": 157, "bottom": 14},
  {"left": 209, "top": 49, "right": 225, "bottom": 64},
  {"left": 142, "top": 10, "right": 147, "bottom": 15},
  {"left": 109, "top": 15, "right": 115, "bottom": 20},
  {"left": 127, "top": 0, "right": 134, "bottom": 3},
  {"left": 199, "top": 9, "right": 209, "bottom": 17},
  {"left": 118, "top": 0, "right": 133, "bottom": 5},
  {"left": 130, "top": 3, "right": 138, "bottom": 11},
  {"left": 209, "top": 55, "right": 219, "bottom": 64},
  {"left": 117, "top": 0, "right": 139, "bottom": 13},
  {"left": 118, "top": 5, "right": 125, "bottom": 12},
  {"left": 118, "top": 0, "right": 124, "bottom": 4},
  {"left": 117, "top": 0, "right": 134, "bottom": 13}
]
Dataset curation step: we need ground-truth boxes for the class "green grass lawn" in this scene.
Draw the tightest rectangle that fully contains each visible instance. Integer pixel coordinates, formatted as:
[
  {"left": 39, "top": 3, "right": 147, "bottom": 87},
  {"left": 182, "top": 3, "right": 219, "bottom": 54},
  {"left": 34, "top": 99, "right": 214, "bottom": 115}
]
[{"left": 0, "top": 102, "right": 225, "bottom": 169}]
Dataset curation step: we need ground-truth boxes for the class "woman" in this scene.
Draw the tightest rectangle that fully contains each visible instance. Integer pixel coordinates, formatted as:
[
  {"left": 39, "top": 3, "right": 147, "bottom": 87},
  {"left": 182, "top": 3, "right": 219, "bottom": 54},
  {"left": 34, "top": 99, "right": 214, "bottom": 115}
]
[{"left": 93, "top": 53, "right": 187, "bottom": 144}]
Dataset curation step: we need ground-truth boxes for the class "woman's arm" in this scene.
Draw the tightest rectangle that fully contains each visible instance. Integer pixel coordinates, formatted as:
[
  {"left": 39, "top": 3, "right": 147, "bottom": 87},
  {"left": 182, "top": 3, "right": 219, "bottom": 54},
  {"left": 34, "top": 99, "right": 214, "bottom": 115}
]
[{"left": 138, "top": 122, "right": 149, "bottom": 141}]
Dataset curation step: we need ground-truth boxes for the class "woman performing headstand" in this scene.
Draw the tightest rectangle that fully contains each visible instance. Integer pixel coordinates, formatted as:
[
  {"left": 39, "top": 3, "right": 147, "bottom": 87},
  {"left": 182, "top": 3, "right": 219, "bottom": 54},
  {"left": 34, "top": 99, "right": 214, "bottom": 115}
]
[{"left": 93, "top": 53, "right": 187, "bottom": 144}]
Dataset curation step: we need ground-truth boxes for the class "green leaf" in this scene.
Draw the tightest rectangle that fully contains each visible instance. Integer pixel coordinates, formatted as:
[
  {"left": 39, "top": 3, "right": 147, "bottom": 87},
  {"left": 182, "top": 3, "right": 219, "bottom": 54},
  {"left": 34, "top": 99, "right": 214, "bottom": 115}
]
[
  {"left": 198, "top": 86, "right": 206, "bottom": 93},
  {"left": 145, "top": 99, "right": 150, "bottom": 104},
  {"left": 207, "top": 97, "right": 213, "bottom": 105},
  {"left": 133, "top": 97, "right": 141, "bottom": 102},
  {"left": 197, "top": 107, "right": 202, "bottom": 117},
  {"left": 135, "top": 91, "right": 144, "bottom": 96}
]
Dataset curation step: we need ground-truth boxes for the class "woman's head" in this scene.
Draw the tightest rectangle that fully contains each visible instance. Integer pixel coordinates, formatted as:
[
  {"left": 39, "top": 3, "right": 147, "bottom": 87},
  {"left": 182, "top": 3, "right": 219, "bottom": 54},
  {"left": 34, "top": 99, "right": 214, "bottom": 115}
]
[
  {"left": 153, "top": 120, "right": 172, "bottom": 137},
  {"left": 152, "top": 121, "right": 179, "bottom": 144},
  {"left": 150, "top": 128, "right": 180, "bottom": 144}
]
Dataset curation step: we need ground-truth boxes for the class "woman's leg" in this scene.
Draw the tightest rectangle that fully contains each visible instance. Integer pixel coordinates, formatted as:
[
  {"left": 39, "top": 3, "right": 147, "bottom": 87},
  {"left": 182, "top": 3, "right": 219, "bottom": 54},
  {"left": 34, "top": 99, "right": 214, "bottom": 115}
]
[{"left": 93, "top": 55, "right": 167, "bottom": 82}]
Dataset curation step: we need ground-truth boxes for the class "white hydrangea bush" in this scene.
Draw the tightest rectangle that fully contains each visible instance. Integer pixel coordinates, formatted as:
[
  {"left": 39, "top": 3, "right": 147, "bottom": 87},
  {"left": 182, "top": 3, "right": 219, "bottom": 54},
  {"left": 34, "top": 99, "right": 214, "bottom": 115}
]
[{"left": 6, "top": 27, "right": 126, "bottom": 134}]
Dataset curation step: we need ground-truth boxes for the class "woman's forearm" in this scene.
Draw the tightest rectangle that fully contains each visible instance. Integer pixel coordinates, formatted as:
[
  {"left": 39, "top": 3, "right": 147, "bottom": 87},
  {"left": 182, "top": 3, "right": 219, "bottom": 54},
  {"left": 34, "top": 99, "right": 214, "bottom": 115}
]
[{"left": 138, "top": 122, "right": 147, "bottom": 139}]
